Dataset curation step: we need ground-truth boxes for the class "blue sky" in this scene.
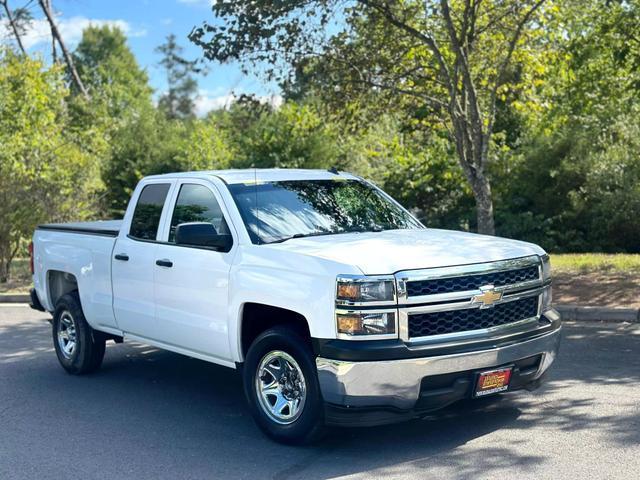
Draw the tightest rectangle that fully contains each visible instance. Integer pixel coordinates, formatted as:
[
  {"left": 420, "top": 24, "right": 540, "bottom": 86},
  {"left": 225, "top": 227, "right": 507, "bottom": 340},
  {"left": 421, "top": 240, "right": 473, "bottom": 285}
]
[{"left": 2, "top": 0, "right": 281, "bottom": 114}]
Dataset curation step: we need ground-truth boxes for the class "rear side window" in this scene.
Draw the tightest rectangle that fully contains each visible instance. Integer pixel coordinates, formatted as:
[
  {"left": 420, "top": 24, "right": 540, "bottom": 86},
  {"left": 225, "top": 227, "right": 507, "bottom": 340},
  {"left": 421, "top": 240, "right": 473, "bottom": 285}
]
[
  {"left": 129, "top": 183, "right": 171, "bottom": 240},
  {"left": 168, "top": 184, "right": 229, "bottom": 243}
]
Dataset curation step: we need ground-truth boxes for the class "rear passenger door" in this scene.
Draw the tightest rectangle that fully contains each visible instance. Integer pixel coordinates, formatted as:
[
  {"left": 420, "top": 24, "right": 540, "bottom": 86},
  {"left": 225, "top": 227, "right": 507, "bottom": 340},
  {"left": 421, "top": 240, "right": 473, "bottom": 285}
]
[
  {"left": 112, "top": 181, "right": 174, "bottom": 338},
  {"left": 153, "top": 179, "right": 236, "bottom": 362}
]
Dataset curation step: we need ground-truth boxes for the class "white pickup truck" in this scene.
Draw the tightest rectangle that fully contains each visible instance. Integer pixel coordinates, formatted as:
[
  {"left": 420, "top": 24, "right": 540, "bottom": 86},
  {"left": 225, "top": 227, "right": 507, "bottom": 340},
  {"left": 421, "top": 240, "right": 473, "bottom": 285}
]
[{"left": 30, "top": 169, "right": 561, "bottom": 444}]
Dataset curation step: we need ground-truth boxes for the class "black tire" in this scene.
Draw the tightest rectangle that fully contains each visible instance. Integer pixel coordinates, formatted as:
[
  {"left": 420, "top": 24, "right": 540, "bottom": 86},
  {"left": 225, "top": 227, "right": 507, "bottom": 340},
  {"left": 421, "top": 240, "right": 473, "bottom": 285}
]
[
  {"left": 52, "top": 292, "right": 105, "bottom": 374},
  {"left": 243, "top": 325, "right": 325, "bottom": 445}
]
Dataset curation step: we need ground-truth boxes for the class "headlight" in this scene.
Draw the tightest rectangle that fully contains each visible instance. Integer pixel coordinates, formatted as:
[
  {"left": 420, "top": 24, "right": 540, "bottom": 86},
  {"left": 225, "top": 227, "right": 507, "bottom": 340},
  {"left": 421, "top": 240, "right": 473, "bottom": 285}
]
[
  {"left": 540, "top": 254, "right": 551, "bottom": 282},
  {"left": 336, "top": 276, "right": 395, "bottom": 304},
  {"left": 336, "top": 311, "right": 396, "bottom": 337},
  {"left": 336, "top": 275, "right": 397, "bottom": 339}
]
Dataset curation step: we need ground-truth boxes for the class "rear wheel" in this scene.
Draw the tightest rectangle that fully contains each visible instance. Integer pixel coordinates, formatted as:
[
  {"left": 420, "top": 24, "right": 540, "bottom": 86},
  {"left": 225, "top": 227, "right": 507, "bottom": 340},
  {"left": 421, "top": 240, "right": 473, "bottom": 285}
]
[
  {"left": 53, "top": 292, "right": 105, "bottom": 374},
  {"left": 243, "top": 325, "right": 325, "bottom": 444}
]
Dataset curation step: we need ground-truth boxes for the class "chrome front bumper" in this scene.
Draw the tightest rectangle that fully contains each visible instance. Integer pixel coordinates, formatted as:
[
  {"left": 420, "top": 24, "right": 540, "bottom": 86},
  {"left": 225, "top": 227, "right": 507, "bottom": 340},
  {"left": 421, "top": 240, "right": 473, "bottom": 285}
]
[{"left": 316, "top": 320, "right": 562, "bottom": 410}]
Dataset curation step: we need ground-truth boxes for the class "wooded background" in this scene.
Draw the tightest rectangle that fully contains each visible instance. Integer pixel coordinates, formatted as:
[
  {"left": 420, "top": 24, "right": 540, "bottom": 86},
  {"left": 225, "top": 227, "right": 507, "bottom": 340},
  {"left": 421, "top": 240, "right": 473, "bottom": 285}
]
[{"left": 1, "top": 0, "right": 640, "bottom": 283}]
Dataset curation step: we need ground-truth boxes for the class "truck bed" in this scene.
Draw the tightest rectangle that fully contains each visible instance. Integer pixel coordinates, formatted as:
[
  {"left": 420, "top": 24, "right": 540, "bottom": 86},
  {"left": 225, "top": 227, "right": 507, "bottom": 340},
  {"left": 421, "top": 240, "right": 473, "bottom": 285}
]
[
  {"left": 37, "top": 220, "right": 122, "bottom": 237},
  {"left": 33, "top": 220, "right": 122, "bottom": 327}
]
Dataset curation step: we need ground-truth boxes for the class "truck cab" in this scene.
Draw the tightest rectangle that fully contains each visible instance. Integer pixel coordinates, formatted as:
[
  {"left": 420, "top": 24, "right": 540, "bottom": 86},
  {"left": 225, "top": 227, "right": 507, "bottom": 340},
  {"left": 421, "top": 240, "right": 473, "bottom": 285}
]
[{"left": 31, "top": 169, "right": 561, "bottom": 444}]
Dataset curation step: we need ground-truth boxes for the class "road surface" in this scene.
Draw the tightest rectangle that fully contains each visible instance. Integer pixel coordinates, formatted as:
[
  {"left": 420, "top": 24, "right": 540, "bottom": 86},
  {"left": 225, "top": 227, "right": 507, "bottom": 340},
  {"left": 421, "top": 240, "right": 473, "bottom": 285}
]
[{"left": 0, "top": 305, "right": 638, "bottom": 479}]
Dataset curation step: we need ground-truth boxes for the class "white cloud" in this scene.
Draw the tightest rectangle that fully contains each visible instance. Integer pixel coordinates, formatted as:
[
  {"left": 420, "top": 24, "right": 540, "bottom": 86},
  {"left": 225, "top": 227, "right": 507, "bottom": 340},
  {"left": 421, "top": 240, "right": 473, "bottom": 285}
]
[
  {"left": 1, "top": 16, "right": 146, "bottom": 51},
  {"left": 194, "top": 90, "right": 284, "bottom": 116},
  {"left": 195, "top": 92, "right": 236, "bottom": 114}
]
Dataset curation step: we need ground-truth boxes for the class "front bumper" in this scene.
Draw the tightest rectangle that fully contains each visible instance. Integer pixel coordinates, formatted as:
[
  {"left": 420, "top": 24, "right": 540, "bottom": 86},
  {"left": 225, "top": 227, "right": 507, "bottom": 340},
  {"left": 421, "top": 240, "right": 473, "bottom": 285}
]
[{"left": 316, "top": 311, "right": 561, "bottom": 420}]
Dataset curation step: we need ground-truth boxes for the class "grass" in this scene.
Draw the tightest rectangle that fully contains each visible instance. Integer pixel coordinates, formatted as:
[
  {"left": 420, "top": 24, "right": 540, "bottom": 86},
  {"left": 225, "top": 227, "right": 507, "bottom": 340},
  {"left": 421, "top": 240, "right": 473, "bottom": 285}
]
[
  {"left": 550, "top": 254, "right": 640, "bottom": 274},
  {"left": 0, "top": 258, "right": 32, "bottom": 294}
]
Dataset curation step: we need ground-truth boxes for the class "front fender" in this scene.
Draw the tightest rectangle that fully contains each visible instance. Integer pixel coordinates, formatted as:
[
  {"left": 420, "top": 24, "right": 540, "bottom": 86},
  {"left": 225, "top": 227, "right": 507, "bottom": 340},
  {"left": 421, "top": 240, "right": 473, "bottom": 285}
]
[{"left": 227, "top": 246, "right": 361, "bottom": 362}]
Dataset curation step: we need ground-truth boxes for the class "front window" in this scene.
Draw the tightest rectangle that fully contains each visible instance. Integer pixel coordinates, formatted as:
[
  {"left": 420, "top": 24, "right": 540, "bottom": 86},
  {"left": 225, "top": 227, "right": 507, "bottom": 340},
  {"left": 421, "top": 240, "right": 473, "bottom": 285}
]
[
  {"left": 227, "top": 179, "right": 423, "bottom": 244},
  {"left": 168, "top": 184, "right": 230, "bottom": 243}
]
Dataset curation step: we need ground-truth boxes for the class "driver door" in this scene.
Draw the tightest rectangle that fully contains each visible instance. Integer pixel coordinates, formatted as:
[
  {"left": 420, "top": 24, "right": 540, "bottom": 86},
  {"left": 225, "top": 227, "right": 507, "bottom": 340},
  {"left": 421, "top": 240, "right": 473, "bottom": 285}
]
[{"left": 152, "top": 179, "right": 236, "bottom": 363}]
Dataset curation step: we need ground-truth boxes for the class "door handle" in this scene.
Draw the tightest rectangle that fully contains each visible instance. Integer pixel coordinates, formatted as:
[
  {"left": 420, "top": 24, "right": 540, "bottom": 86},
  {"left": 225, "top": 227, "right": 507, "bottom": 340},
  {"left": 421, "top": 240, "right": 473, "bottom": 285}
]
[
  {"left": 155, "top": 259, "right": 173, "bottom": 268},
  {"left": 114, "top": 253, "right": 129, "bottom": 261}
]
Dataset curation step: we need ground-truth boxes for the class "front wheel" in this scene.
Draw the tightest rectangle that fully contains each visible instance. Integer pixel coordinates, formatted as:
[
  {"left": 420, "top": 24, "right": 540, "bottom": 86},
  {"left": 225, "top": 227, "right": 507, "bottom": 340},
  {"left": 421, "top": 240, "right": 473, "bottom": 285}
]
[{"left": 243, "top": 326, "right": 325, "bottom": 444}]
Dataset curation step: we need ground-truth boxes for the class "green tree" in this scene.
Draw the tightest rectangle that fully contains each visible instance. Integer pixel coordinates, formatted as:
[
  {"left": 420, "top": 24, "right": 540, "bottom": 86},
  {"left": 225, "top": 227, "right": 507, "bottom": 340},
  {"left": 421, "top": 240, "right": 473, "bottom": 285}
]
[
  {"left": 103, "top": 105, "right": 174, "bottom": 216},
  {"left": 0, "top": 49, "right": 101, "bottom": 281},
  {"left": 175, "top": 115, "right": 235, "bottom": 170},
  {"left": 190, "top": 0, "right": 554, "bottom": 234},
  {"left": 489, "top": 0, "right": 640, "bottom": 252},
  {"left": 224, "top": 101, "right": 341, "bottom": 169},
  {"left": 73, "top": 25, "right": 153, "bottom": 118},
  {"left": 156, "top": 34, "right": 201, "bottom": 119},
  {"left": 69, "top": 25, "right": 155, "bottom": 217}
]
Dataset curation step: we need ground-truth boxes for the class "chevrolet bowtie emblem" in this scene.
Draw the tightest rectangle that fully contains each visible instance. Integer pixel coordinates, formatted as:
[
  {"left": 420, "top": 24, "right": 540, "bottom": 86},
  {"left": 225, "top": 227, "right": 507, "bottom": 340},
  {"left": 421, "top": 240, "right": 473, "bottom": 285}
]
[{"left": 472, "top": 286, "right": 503, "bottom": 308}]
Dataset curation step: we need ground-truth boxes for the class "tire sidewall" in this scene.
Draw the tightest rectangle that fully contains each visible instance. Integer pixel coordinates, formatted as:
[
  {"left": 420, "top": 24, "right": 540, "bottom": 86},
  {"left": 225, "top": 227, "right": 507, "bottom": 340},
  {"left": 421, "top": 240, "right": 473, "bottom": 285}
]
[
  {"left": 52, "top": 293, "right": 99, "bottom": 374},
  {"left": 243, "top": 326, "right": 324, "bottom": 444}
]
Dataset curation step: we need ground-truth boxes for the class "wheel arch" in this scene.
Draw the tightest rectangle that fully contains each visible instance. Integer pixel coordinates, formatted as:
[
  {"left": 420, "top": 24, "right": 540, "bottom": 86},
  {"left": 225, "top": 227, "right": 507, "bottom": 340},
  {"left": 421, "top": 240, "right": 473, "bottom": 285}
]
[
  {"left": 47, "top": 270, "right": 79, "bottom": 308},
  {"left": 239, "top": 303, "right": 311, "bottom": 361}
]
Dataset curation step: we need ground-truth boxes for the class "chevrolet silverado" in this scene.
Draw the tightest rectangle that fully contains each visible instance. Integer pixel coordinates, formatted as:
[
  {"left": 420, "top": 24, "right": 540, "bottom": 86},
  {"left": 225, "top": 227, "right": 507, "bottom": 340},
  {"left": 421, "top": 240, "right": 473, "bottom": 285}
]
[{"left": 29, "top": 169, "right": 561, "bottom": 444}]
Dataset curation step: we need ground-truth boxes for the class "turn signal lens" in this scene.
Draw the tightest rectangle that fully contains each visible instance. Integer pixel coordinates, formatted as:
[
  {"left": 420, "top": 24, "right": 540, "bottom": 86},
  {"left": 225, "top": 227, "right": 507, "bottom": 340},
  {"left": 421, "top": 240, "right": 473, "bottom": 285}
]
[
  {"left": 336, "top": 277, "right": 395, "bottom": 303},
  {"left": 336, "top": 314, "right": 362, "bottom": 334},
  {"left": 337, "top": 283, "right": 359, "bottom": 300}
]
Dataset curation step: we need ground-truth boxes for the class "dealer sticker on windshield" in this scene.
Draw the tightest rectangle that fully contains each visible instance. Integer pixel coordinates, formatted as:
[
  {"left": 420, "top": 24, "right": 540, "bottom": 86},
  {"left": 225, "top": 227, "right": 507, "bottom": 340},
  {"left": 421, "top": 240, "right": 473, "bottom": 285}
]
[{"left": 474, "top": 367, "right": 513, "bottom": 397}]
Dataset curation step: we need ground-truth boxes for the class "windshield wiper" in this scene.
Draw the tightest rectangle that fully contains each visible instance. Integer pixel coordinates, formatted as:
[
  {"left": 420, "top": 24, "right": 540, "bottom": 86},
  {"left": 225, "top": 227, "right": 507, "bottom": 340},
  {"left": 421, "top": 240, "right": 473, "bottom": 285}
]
[
  {"left": 268, "top": 231, "right": 335, "bottom": 244},
  {"left": 268, "top": 227, "right": 387, "bottom": 244}
]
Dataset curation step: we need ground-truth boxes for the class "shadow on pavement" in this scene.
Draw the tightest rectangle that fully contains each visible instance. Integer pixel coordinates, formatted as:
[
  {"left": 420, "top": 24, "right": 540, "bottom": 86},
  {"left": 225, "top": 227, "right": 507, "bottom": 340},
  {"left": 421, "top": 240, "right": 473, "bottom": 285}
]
[{"left": 1, "top": 318, "right": 638, "bottom": 479}]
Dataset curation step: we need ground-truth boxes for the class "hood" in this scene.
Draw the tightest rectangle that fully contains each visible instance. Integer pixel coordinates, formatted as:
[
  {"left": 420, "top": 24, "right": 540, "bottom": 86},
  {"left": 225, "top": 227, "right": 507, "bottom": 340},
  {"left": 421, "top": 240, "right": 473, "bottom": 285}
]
[{"left": 266, "top": 229, "right": 545, "bottom": 275}]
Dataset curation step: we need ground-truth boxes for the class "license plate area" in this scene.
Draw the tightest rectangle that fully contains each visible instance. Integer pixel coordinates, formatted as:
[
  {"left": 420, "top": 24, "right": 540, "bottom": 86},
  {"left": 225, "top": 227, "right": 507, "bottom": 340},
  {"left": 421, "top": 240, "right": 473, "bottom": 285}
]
[{"left": 474, "top": 366, "right": 513, "bottom": 398}]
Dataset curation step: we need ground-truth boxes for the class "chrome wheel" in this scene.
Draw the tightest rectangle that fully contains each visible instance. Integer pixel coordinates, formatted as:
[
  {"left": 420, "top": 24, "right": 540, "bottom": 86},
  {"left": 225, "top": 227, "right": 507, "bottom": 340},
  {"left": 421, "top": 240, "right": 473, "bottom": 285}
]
[
  {"left": 255, "top": 350, "right": 307, "bottom": 425},
  {"left": 57, "top": 311, "right": 77, "bottom": 359}
]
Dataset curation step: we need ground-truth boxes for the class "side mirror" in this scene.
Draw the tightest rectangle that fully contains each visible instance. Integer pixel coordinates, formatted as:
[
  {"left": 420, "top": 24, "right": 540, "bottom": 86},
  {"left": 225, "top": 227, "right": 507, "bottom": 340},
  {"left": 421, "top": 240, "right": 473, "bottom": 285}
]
[{"left": 175, "top": 222, "right": 233, "bottom": 252}]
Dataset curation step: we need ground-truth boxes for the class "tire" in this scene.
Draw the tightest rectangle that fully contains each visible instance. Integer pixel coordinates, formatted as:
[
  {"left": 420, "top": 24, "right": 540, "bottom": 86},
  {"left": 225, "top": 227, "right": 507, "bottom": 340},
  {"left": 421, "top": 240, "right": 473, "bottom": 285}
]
[
  {"left": 243, "top": 325, "right": 325, "bottom": 444},
  {"left": 52, "top": 292, "right": 105, "bottom": 374}
]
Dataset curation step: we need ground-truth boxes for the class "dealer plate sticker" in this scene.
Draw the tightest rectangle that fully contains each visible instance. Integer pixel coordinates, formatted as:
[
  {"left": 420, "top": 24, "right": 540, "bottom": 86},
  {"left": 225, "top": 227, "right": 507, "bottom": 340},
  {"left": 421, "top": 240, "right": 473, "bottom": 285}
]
[{"left": 474, "top": 367, "right": 512, "bottom": 397}]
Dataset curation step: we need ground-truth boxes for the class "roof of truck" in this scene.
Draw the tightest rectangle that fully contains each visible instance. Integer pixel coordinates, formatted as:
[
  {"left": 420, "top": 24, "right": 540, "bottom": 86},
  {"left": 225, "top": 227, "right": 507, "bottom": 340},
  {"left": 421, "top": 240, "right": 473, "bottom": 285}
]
[{"left": 145, "top": 168, "right": 360, "bottom": 185}]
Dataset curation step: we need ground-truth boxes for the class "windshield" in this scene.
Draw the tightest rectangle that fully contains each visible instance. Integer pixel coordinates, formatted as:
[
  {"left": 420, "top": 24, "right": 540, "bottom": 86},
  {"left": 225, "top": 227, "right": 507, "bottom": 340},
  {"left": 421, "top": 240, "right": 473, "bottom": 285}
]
[{"left": 227, "top": 179, "right": 423, "bottom": 244}]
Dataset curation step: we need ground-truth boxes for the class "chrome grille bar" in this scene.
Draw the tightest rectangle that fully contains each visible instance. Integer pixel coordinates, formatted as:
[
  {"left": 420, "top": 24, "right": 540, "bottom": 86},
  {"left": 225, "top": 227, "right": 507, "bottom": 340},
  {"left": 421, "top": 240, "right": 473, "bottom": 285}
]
[{"left": 395, "top": 255, "right": 548, "bottom": 344}]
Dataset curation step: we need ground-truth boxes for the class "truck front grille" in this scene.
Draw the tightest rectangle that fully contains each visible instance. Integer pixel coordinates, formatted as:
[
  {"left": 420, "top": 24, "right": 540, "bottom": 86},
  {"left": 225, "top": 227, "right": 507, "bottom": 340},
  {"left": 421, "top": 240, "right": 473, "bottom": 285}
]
[
  {"left": 407, "top": 296, "right": 539, "bottom": 338},
  {"left": 406, "top": 265, "right": 539, "bottom": 297}
]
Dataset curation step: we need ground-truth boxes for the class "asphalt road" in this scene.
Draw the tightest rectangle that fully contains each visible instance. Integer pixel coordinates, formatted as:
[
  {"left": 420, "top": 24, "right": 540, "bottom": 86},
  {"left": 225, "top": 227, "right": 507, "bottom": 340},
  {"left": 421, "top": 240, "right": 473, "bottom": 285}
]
[{"left": 0, "top": 305, "right": 638, "bottom": 480}]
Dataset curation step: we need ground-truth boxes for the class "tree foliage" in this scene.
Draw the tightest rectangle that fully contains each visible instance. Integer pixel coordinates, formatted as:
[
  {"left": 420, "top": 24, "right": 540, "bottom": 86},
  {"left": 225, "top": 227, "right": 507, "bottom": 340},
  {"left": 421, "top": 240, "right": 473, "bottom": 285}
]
[
  {"left": 3, "top": 0, "right": 640, "bottom": 282},
  {"left": 73, "top": 25, "right": 153, "bottom": 118},
  {"left": 156, "top": 34, "right": 202, "bottom": 120},
  {"left": 0, "top": 49, "right": 101, "bottom": 281},
  {"left": 190, "top": 0, "right": 556, "bottom": 234}
]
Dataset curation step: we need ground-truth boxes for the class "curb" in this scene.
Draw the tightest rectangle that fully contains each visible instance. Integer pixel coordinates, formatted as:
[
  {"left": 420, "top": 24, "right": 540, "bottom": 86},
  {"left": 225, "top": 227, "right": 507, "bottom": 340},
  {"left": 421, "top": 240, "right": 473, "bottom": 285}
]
[
  {"left": 555, "top": 305, "right": 639, "bottom": 323},
  {"left": 0, "top": 294, "right": 30, "bottom": 303}
]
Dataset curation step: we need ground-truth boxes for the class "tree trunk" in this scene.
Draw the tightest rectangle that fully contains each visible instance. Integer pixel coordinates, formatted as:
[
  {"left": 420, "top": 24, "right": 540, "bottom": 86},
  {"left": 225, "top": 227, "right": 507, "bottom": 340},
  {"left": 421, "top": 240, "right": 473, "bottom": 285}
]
[
  {"left": 449, "top": 118, "right": 496, "bottom": 235},
  {"left": 1, "top": 1, "right": 27, "bottom": 55},
  {"left": 470, "top": 174, "right": 495, "bottom": 235},
  {"left": 38, "top": 0, "right": 89, "bottom": 98},
  {"left": 45, "top": 0, "right": 58, "bottom": 62},
  {"left": 0, "top": 261, "right": 9, "bottom": 284}
]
